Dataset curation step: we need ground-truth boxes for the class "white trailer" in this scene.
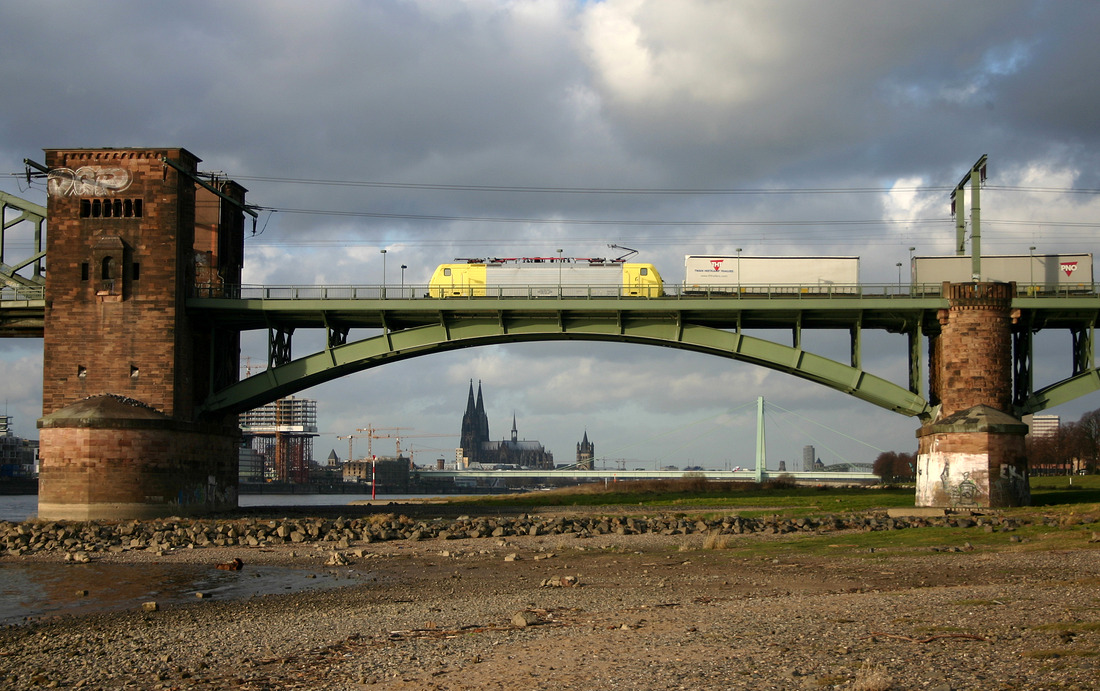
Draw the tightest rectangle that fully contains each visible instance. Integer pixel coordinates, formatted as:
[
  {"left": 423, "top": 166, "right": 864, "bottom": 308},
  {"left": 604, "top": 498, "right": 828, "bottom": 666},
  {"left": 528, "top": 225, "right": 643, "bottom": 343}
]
[
  {"left": 911, "top": 254, "right": 1093, "bottom": 291},
  {"left": 684, "top": 255, "right": 860, "bottom": 294}
]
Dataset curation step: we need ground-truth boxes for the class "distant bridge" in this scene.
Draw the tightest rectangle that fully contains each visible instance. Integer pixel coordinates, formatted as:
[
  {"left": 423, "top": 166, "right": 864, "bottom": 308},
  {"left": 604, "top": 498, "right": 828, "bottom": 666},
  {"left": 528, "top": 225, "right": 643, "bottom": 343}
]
[{"left": 418, "top": 468, "right": 880, "bottom": 484}]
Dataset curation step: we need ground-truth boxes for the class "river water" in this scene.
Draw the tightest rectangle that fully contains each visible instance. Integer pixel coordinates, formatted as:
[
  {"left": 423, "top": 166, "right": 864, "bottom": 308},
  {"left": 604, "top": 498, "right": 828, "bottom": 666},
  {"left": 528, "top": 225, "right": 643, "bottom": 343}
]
[
  {"left": 0, "top": 493, "right": 433, "bottom": 625},
  {"left": 0, "top": 493, "right": 440, "bottom": 523}
]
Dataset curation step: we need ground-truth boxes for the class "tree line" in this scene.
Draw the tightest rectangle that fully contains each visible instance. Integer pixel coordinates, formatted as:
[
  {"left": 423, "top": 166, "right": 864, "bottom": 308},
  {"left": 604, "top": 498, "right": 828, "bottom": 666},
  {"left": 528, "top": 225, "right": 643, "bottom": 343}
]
[
  {"left": 1026, "top": 408, "right": 1100, "bottom": 476},
  {"left": 872, "top": 407, "right": 1100, "bottom": 482}
]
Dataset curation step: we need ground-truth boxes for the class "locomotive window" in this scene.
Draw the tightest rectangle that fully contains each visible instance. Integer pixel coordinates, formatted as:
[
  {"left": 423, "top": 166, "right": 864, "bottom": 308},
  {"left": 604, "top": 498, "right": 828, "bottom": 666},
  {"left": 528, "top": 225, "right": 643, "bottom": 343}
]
[
  {"left": 639, "top": 268, "right": 648, "bottom": 275},
  {"left": 444, "top": 268, "right": 451, "bottom": 276}
]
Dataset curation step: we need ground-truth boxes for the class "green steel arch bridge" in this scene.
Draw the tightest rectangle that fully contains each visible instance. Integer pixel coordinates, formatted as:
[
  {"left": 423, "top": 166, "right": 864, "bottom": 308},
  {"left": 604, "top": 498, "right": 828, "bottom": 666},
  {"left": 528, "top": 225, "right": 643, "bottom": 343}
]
[
  {"left": 182, "top": 283, "right": 1100, "bottom": 420},
  {"left": 3, "top": 188, "right": 1099, "bottom": 421}
]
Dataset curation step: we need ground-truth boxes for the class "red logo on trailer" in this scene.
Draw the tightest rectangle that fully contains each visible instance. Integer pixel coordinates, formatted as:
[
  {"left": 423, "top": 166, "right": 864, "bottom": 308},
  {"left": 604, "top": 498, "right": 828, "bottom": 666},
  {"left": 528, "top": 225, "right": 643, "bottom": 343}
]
[
  {"left": 1061, "top": 262, "right": 1078, "bottom": 277},
  {"left": 710, "top": 259, "right": 724, "bottom": 271}
]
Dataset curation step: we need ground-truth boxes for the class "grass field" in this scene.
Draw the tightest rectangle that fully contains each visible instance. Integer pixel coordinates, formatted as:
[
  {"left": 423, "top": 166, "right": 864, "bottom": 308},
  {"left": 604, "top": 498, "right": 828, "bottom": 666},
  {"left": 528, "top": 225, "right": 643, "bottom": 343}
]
[
  {"left": 447, "top": 474, "right": 1100, "bottom": 521},
  {"left": 430, "top": 475, "right": 1100, "bottom": 560}
]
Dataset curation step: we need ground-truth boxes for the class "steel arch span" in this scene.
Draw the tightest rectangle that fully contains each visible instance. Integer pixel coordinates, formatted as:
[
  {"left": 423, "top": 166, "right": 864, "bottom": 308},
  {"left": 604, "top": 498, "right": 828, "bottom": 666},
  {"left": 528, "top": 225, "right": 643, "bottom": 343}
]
[{"left": 198, "top": 318, "right": 931, "bottom": 419}]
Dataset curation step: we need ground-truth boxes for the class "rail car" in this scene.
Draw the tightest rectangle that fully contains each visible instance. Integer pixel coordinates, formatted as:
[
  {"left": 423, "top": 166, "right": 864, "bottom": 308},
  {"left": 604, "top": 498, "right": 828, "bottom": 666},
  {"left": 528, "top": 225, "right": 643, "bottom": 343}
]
[
  {"left": 428, "top": 257, "right": 664, "bottom": 297},
  {"left": 683, "top": 255, "right": 860, "bottom": 294},
  {"left": 911, "top": 254, "right": 1094, "bottom": 292}
]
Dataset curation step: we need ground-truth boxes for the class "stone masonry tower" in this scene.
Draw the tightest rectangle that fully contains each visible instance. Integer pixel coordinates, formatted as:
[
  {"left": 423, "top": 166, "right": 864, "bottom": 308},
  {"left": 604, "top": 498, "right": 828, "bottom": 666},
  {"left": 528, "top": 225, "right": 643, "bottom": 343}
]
[
  {"left": 37, "top": 148, "right": 245, "bottom": 520},
  {"left": 915, "top": 283, "right": 1029, "bottom": 508}
]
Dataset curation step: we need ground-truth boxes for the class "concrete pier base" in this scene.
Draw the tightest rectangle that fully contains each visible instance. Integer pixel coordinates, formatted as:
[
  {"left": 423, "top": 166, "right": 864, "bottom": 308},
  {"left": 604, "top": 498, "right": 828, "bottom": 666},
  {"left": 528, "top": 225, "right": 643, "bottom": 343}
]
[
  {"left": 37, "top": 395, "right": 238, "bottom": 521},
  {"left": 915, "top": 404, "right": 1029, "bottom": 508}
]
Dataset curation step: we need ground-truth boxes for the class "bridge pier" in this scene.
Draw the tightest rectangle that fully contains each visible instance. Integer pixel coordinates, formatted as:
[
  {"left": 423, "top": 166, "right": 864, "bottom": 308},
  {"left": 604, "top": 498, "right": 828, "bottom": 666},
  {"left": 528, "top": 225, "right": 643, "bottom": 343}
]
[
  {"left": 916, "top": 282, "right": 1029, "bottom": 508},
  {"left": 37, "top": 148, "right": 245, "bottom": 520}
]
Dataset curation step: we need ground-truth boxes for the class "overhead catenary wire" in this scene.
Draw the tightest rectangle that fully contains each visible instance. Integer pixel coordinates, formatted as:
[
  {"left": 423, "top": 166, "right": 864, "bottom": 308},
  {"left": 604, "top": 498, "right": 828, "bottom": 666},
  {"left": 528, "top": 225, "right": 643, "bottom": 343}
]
[
  {"left": 765, "top": 401, "right": 888, "bottom": 453},
  {"left": 6, "top": 171, "right": 1100, "bottom": 249},
  {"left": 592, "top": 399, "right": 759, "bottom": 466}
]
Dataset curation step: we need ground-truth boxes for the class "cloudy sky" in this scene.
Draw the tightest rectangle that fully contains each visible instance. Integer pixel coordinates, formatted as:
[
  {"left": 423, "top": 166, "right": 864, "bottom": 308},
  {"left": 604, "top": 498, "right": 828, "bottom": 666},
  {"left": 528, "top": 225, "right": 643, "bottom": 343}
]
[{"left": 3, "top": 0, "right": 1100, "bottom": 471}]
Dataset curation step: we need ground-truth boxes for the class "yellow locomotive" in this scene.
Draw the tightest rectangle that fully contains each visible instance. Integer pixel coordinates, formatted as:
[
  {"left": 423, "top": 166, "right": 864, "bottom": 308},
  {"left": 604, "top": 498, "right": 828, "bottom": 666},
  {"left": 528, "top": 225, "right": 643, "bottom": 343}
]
[{"left": 428, "top": 256, "right": 663, "bottom": 297}]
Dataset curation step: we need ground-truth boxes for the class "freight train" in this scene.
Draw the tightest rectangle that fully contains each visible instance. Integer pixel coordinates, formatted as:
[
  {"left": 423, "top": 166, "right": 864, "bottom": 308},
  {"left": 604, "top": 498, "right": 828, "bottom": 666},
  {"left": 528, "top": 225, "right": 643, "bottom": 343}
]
[
  {"left": 427, "top": 256, "right": 664, "bottom": 297},
  {"left": 425, "top": 252, "right": 1094, "bottom": 298}
]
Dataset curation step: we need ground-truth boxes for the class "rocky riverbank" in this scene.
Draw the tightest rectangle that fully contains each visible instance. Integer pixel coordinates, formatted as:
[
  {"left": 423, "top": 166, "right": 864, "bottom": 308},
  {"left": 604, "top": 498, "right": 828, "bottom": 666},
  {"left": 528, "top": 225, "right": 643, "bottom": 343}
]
[
  {"left": 1, "top": 506, "right": 1098, "bottom": 690},
  {"left": 1, "top": 510, "right": 1027, "bottom": 560}
]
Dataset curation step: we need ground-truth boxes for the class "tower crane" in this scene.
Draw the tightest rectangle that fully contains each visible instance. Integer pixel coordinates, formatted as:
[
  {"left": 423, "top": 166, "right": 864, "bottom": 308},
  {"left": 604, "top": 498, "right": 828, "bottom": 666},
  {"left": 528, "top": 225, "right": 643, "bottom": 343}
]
[
  {"left": 336, "top": 433, "right": 371, "bottom": 462},
  {"left": 357, "top": 425, "right": 454, "bottom": 460},
  {"left": 393, "top": 434, "right": 454, "bottom": 460},
  {"left": 356, "top": 426, "right": 412, "bottom": 457}
]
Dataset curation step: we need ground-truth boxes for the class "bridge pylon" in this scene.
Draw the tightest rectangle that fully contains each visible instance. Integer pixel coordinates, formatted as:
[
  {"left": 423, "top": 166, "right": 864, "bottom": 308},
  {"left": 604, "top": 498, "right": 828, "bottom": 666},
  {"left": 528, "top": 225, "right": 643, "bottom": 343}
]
[
  {"left": 36, "top": 147, "right": 247, "bottom": 520},
  {"left": 915, "top": 282, "right": 1029, "bottom": 508}
]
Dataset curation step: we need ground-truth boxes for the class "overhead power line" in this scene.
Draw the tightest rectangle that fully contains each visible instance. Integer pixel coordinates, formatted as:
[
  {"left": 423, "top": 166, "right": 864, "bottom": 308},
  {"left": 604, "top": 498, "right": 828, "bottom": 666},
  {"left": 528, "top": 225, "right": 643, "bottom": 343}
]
[
  {"left": 225, "top": 175, "right": 1100, "bottom": 196},
  {"left": 253, "top": 206, "right": 954, "bottom": 227},
  {"left": 231, "top": 175, "right": 956, "bottom": 195}
]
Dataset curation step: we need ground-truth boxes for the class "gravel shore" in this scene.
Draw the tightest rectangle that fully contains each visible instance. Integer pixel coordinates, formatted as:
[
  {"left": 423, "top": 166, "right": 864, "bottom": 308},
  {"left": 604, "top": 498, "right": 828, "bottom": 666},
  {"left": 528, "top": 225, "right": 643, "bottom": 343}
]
[{"left": 1, "top": 507, "right": 1098, "bottom": 690}]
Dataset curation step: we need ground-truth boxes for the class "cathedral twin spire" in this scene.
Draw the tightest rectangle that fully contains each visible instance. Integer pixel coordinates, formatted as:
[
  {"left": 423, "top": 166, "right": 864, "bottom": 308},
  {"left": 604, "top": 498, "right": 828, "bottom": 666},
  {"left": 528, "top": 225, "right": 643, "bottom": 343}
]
[{"left": 461, "top": 380, "right": 492, "bottom": 465}]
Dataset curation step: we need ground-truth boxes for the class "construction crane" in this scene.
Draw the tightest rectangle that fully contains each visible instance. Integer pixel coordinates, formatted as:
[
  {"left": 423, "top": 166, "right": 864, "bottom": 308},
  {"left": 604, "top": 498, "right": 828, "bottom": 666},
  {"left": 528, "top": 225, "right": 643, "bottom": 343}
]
[
  {"left": 393, "top": 434, "right": 454, "bottom": 459},
  {"left": 356, "top": 426, "right": 412, "bottom": 457},
  {"left": 406, "top": 443, "right": 457, "bottom": 466},
  {"left": 336, "top": 433, "right": 371, "bottom": 462},
  {"left": 357, "top": 425, "right": 453, "bottom": 459}
]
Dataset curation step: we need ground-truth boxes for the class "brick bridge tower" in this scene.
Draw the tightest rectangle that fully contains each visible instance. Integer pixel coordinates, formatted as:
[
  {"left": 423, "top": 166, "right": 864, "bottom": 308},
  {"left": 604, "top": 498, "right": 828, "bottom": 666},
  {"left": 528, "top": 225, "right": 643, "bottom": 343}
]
[
  {"left": 916, "top": 282, "right": 1029, "bottom": 508},
  {"left": 37, "top": 147, "right": 245, "bottom": 520}
]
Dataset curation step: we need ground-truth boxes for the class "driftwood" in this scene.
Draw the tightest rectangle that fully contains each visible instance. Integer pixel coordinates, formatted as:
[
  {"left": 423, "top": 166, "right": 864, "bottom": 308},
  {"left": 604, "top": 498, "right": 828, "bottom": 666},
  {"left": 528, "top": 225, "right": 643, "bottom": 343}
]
[{"left": 215, "top": 557, "right": 244, "bottom": 571}]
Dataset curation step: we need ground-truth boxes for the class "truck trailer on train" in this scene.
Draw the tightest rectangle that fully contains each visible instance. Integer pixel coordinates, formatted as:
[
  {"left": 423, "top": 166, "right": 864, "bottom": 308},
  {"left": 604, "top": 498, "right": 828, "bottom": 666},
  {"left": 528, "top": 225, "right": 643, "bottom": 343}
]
[
  {"left": 683, "top": 255, "right": 860, "bottom": 294},
  {"left": 911, "top": 253, "right": 1093, "bottom": 291}
]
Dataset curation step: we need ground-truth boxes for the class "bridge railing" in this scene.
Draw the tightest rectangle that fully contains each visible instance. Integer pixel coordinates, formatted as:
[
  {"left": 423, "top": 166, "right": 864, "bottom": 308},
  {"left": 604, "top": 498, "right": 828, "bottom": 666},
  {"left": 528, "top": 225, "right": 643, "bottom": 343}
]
[
  {"left": 0, "top": 285, "right": 45, "bottom": 301},
  {"left": 190, "top": 282, "right": 1098, "bottom": 301}
]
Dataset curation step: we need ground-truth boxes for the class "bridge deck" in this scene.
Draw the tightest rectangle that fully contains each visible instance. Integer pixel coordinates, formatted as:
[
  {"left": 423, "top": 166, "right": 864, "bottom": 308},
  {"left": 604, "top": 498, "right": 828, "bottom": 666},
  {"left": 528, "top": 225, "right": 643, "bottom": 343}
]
[
  {"left": 5, "top": 283, "right": 1099, "bottom": 338},
  {"left": 182, "top": 284, "right": 1100, "bottom": 334}
]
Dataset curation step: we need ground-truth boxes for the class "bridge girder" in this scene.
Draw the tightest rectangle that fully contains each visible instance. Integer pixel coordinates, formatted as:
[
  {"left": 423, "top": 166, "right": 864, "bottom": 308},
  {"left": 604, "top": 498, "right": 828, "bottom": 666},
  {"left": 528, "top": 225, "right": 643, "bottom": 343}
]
[{"left": 198, "top": 314, "right": 932, "bottom": 419}]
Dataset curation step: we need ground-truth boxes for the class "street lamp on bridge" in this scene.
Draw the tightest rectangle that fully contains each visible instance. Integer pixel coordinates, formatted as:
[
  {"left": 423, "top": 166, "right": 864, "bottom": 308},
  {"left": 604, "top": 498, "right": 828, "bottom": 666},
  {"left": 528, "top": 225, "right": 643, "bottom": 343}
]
[
  {"left": 1029, "top": 246, "right": 1036, "bottom": 293},
  {"left": 736, "top": 248, "right": 742, "bottom": 294},
  {"left": 557, "top": 248, "right": 563, "bottom": 295},
  {"left": 380, "top": 249, "right": 387, "bottom": 298}
]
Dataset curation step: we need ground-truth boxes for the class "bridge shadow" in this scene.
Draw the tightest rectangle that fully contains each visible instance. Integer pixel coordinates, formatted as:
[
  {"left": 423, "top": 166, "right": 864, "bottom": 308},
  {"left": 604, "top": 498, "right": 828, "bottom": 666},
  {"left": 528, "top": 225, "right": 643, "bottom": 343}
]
[{"left": 1028, "top": 485, "right": 1100, "bottom": 507}]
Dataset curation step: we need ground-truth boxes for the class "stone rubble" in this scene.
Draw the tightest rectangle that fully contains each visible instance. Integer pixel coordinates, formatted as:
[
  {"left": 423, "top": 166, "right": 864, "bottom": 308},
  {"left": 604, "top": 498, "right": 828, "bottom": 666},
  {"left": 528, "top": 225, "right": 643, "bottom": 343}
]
[
  {"left": 0, "top": 511, "right": 1024, "bottom": 558},
  {"left": 0, "top": 506, "right": 1095, "bottom": 690}
]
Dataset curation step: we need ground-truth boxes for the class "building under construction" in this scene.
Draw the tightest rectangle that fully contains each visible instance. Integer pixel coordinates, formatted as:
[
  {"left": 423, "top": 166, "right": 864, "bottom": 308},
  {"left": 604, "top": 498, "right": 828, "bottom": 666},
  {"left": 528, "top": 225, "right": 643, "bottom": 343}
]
[{"left": 239, "top": 397, "right": 318, "bottom": 483}]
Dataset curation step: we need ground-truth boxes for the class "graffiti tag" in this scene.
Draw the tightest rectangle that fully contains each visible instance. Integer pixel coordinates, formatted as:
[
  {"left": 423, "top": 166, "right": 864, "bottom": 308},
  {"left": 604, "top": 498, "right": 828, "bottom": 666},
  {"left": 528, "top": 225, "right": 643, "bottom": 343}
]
[{"left": 48, "top": 166, "right": 132, "bottom": 197}]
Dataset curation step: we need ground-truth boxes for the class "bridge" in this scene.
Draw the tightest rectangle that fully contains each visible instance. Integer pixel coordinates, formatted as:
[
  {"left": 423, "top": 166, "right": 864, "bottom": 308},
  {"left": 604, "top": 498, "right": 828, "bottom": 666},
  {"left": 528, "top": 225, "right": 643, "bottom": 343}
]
[
  {"left": 3, "top": 147, "right": 1099, "bottom": 519},
  {"left": 420, "top": 468, "right": 881, "bottom": 484},
  {"left": 183, "top": 282, "right": 1097, "bottom": 420},
  {"left": 9, "top": 276, "right": 1097, "bottom": 420}
]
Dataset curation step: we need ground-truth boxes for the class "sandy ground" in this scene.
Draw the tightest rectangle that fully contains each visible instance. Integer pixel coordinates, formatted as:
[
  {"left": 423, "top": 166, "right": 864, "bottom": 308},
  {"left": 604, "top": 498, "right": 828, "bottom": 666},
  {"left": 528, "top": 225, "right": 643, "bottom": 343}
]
[{"left": 1, "top": 510, "right": 1099, "bottom": 690}]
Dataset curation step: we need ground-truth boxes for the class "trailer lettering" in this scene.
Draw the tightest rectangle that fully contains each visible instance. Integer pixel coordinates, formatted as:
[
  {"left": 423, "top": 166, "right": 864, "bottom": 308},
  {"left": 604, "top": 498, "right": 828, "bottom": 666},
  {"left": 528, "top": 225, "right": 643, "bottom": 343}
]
[
  {"left": 710, "top": 259, "right": 724, "bottom": 271},
  {"left": 1061, "top": 262, "right": 1078, "bottom": 277}
]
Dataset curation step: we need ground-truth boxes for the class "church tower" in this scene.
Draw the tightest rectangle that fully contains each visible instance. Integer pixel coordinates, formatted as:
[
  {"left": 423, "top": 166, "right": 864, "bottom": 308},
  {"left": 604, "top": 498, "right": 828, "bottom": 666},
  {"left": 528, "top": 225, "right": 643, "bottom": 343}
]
[
  {"left": 460, "top": 380, "right": 493, "bottom": 466},
  {"left": 459, "top": 380, "right": 479, "bottom": 466},
  {"left": 577, "top": 430, "right": 594, "bottom": 469},
  {"left": 475, "top": 381, "right": 489, "bottom": 441}
]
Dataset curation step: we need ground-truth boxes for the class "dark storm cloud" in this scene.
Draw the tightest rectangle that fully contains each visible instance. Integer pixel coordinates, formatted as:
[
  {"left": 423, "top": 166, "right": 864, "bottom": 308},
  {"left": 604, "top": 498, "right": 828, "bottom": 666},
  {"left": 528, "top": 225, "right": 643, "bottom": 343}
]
[{"left": 2, "top": 0, "right": 1098, "bottom": 459}]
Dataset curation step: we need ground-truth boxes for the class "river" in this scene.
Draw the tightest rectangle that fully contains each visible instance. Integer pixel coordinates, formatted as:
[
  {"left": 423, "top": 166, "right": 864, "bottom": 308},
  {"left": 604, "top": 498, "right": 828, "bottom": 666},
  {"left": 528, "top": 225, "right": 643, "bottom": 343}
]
[
  {"left": 0, "top": 493, "right": 444, "bottom": 523},
  {"left": 0, "top": 492, "right": 443, "bottom": 626}
]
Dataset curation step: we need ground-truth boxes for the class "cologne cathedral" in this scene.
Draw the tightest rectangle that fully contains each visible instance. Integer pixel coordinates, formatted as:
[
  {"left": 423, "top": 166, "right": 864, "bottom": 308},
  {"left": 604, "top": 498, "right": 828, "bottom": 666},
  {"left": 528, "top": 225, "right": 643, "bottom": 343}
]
[{"left": 459, "top": 381, "right": 554, "bottom": 469}]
